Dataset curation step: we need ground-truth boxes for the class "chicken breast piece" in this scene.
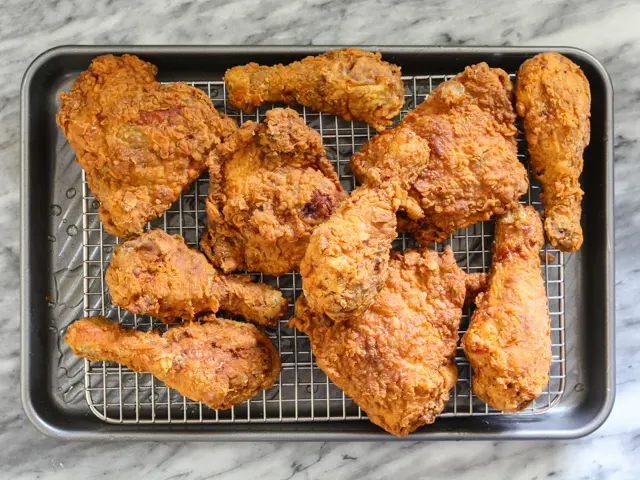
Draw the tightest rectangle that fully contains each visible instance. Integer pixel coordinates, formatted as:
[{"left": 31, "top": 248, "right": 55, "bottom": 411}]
[
  {"left": 106, "top": 230, "right": 288, "bottom": 325},
  {"left": 516, "top": 52, "right": 591, "bottom": 251},
  {"left": 65, "top": 315, "right": 280, "bottom": 410},
  {"left": 200, "top": 108, "right": 346, "bottom": 276},
  {"left": 224, "top": 48, "right": 404, "bottom": 131},
  {"left": 352, "top": 63, "right": 528, "bottom": 243},
  {"left": 292, "top": 246, "right": 468, "bottom": 437},
  {"left": 462, "top": 205, "right": 552, "bottom": 412},
  {"left": 56, "top": 54, "right": 236, "bottom": 237}
]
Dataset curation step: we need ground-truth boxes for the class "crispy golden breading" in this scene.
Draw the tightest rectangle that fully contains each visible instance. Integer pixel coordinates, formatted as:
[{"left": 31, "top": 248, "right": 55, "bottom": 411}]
[
  {"left": 516, "top": 52, "right": 591, "bottom": 251},
  {"left": 105, "top": 230, "right": 288, "bottom": 325},
  {"left": 352, "top": 63, "right": 528, "bottom": 243},
  {"left": 300, "top": 128, "right": 430, "bottom": 320},
  {"left": 292, "top": 247, "right": 467, "bottom": 437},
  {"left": 462, "top": 205, "right": 552, "bottom": 412},
  {"left": 65, "top": 315, "right": 280, "bottom": 410},
  {"left": 300, "top": 185, "right": 398, "bottom": 321},
  {"left": 200, "top": 108, "right": 346, "bottom": 276},
  {"left": 464, "top": 272, "right": 488, "bottom": 304},
  {"left": 56, "top": 54, "right": 236, "bottom": 237},
  {"left": 224, "top": 48, "right": 404, "bottom": 131}
]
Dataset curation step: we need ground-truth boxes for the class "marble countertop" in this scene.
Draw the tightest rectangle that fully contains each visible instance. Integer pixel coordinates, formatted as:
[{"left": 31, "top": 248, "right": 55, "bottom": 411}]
[{"left": 3, "top": 0, "right": 639, "bottom": 478}]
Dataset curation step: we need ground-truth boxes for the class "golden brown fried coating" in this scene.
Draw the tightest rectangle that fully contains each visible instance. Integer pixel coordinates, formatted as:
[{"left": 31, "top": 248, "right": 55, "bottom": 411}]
[
  {"left": 56, "top": 54, "right": 236, "bottom": 237},
  {"left": 224, "top": 48, "right": 404, "bottom": 131},
  {"left": 300, "top": 128, "right": 430, "bottom": 321},
  {"left": 516, "top": 52, "right": 591, "bottom": 251},
  {"left": 65, "top": 315, "right": 280, "bottom": 410},
  {"left": 352, "top": 63, "right": 528, "bottom": 243},
  {"left": 300, "top": 185, "right": 398, "bottom": 321},
  {"left": 200, "top": 108, "right": 346, "bottom": 276},
  {"left": 464, "top": 272, "right": 488, "bottom": 304},
  {"left": 292, "top": 247, "right": 467, "bottom": 437},
  {"left": 105, "top": 230, "right": 288, "bottom": 325},
  {"left": 462, "top": 205, "right": 551, "bottom": 412}
]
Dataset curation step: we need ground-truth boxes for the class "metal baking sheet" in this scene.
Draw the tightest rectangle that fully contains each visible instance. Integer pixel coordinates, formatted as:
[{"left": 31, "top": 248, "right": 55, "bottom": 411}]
[{"left": 21, "top": 46, "right": 614, "bottom": 440}]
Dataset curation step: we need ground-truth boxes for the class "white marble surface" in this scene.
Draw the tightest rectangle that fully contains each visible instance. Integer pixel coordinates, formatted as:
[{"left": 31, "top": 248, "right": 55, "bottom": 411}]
[{"left": 3, "top": 0, "right": 639, "bottom": 478}]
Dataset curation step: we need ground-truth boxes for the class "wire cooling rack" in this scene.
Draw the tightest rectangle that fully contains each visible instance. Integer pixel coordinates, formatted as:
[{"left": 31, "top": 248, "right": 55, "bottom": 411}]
[{"left": 81, "top": 74, "right": 565, "bottom": 424}]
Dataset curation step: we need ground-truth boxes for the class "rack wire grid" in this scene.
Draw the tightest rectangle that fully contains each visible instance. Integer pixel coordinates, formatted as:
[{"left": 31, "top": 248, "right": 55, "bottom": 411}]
[{"left": 81, "top": 73, "right": 565, "bottom": 425}]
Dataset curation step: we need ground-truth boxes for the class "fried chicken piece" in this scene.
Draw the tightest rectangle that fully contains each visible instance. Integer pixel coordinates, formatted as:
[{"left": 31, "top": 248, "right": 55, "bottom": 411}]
[
  {"left": 292, "top": 246, "right": 469, "bottom": 437},
  {"left": 105, "top": 230, "right": 288, "bottom": 325},
  {"left": 200, "top": 108, "right": 346, "bottom": 276},
  {"left": 515, "top": 52, "right": 591, "bottom": 251},
  {"left": 300, "top": 128, "right": 430, "bottom": 320},
  {"left": 300, "top": 185, "right": 398, "bottom": 321},
  {"left": 352, "top": 63, "right": 529, "bottom": 243},
  {"left": 56, "top": 54, "right": 236, "bottom": 237},
  {"left": 224, "top": 48, "right": 404, "bottom": 131},
  {"left": 462, "top": 205, "right": 552, "bottom": 412},
  {"left": 65, "top": 315, "right": 280, "bottom": 410}
]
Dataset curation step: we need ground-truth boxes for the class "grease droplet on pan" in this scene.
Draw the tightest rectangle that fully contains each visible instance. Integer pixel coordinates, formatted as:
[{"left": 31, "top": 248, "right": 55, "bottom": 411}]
[
  {"left": 48, "top": 235, "right": 56, "bottom": 242},
  {"left": 66, "top": 188, "right": 76, "bottom": 199},
  {"left": 66, "top": 225, "right": 78, "bottom": 236},
  {"left": 50, "top": 205, "right": 62, "bottom": 216},
  {"left": 91, "top": 200, "right": 100, "bottom": 209}
]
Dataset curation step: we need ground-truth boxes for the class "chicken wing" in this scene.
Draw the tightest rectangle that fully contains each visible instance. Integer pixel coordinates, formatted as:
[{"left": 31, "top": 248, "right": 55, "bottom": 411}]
[
  {"left": 105, "top": 230, "right": 288, "bottom": 325},
  {"left": 224, "top": 48, "right": 404, "bottom": 131},
  {"left": 515, "top": 52, "right": 591, "bottom": 251},
  {"left": 292, "top": 246, "right": 468, "bottom": 437},
  {"left": 351, "top": 63, "right": 528, "bottom": 243},
  {"left": 65, "top": 315, "right": 280, "bottom": 410},
  {"left": 200, "top": 108, "right": 346, "bottom": 276},
  {"left": 300, "top": 128, "right": 430, "bottom": 320},
  {"left": 56, "top": 54, "right": 236, "bottom": 237},
  {"left": 462, "top": 205, "right": 551, "bottom": 412}
]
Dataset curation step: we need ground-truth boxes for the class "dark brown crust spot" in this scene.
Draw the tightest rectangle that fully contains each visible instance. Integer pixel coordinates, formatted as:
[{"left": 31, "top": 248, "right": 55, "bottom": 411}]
[{"left": 302, "top": 190, "right": 337, "bottom": 219}]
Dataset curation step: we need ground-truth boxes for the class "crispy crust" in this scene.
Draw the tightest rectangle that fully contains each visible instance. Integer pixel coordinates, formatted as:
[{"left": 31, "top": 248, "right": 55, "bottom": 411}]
[
  {"left": 292, "top": 247, "right": 466, "bottom": 436},
  {"left": 224, "top": 48, "right": 404, "bottom": 131},
  {"left": 106, "top": 230, "right": 288, "bottom": 325},
  {"left": 462, "top": 205, "right": 552, "bottom": 412},
  {"left": 515, "top": 52, "right": 591, "bottom": 251},
  {"left": 201, "top": 108, "right": 346, "bottom": 276},
  {"left": 352, "top": 62, "right": 528, "bottom": 243},
  {"left": 56, "top": 54, "right": 236, "bottom": 237},
  {"left": 65, "top": 316, "right": 280, "bottom": 410},
  {"left": 300, "top": 128, "right": 430, "bottom": 320}
]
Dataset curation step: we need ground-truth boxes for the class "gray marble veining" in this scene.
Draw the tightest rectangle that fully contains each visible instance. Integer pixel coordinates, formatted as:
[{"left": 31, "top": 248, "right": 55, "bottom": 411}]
[{"left": 3, "top": 0, "right": 639, "bottom": 478}]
